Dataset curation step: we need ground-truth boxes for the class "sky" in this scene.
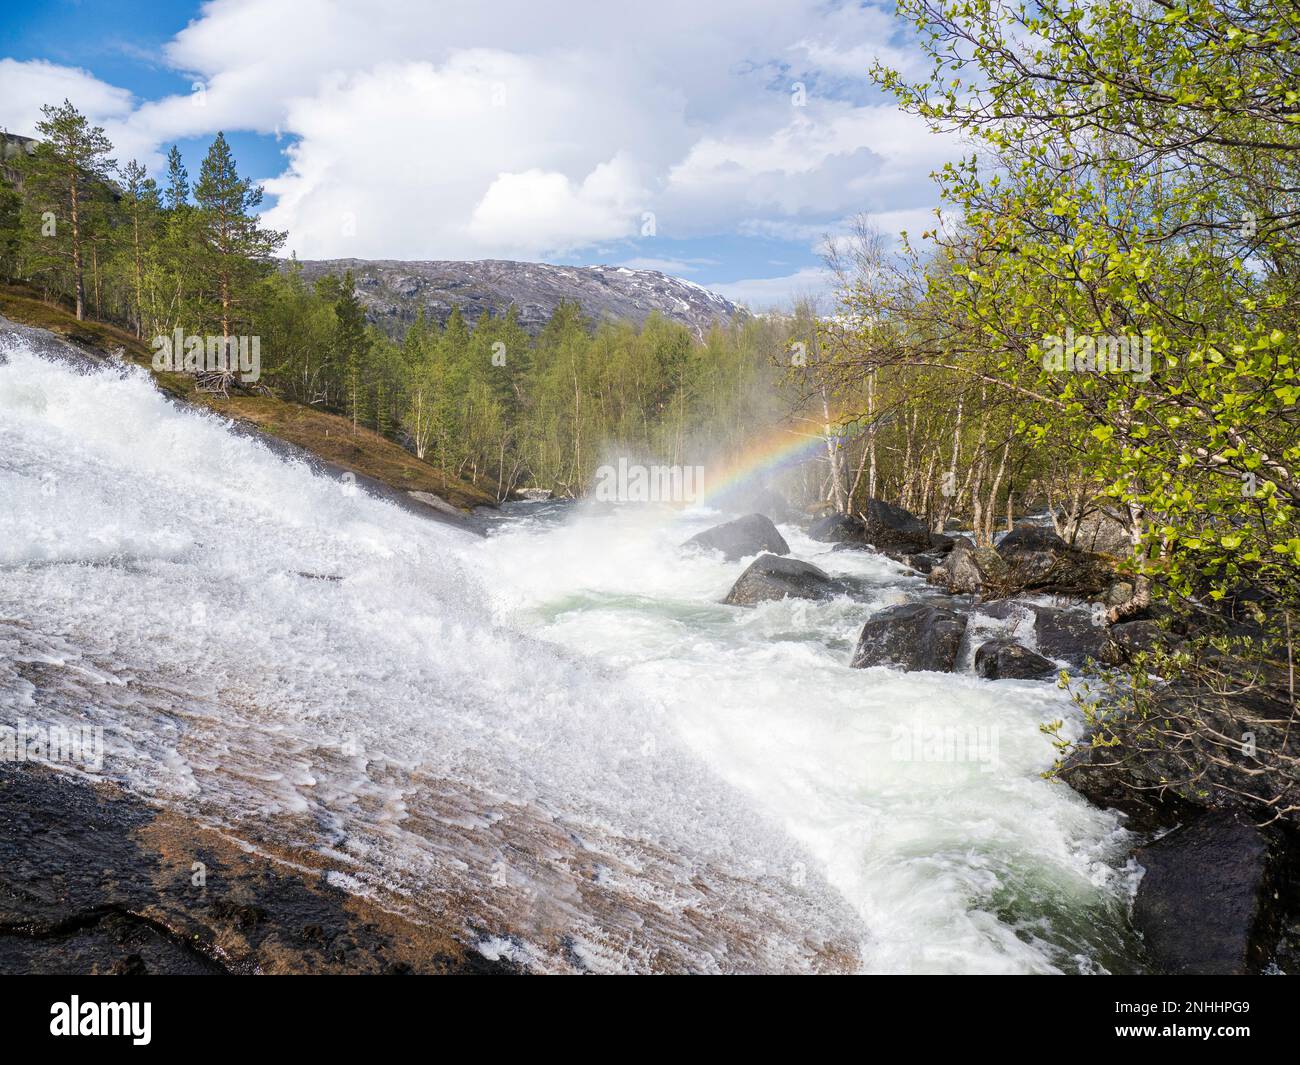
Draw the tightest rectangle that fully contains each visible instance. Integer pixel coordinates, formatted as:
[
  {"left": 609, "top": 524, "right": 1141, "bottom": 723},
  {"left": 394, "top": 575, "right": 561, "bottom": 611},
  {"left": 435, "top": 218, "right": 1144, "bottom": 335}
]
[{"left": 0, "top": 0, "right": 953, "bottom": 310}]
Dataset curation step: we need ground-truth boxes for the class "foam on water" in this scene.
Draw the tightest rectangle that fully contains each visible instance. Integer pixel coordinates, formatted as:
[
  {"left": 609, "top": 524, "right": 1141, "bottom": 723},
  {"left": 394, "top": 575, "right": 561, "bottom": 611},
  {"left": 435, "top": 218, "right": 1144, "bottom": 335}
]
[
  {"left": 470, "top": 506, "right": 1142, "bottom": 973},
  {"left": 0, "top": 338, "right": 1140, "bottom": 972}
]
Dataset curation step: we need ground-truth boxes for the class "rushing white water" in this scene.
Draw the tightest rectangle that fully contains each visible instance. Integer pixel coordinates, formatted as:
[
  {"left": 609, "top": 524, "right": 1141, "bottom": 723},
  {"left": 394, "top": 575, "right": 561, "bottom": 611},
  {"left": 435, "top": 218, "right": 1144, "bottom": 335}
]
[{"left": 0, "top": 336, "right": 1140, "bottom": 973}]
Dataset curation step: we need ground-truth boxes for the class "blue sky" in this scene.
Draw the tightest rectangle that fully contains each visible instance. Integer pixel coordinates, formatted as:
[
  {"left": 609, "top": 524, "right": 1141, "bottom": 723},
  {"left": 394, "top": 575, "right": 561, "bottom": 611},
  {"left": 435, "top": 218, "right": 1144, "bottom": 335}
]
[{"left": 0, "top": 0, "right": 949, "bottom": 308}]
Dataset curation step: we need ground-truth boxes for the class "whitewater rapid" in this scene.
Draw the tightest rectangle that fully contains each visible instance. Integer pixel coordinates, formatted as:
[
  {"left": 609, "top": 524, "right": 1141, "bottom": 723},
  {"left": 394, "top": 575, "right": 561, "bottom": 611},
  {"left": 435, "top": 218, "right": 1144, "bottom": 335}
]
[{"left": 0, "top": 335, "right": 1140, "bottom": 973}]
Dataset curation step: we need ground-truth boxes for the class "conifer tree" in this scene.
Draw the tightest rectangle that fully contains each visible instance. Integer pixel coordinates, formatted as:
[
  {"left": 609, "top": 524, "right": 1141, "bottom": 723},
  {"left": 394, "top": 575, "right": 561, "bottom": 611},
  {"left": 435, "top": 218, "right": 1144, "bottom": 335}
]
[
  {"left": 193, "top": 132, "right": 285, "bottom": 341},
  {"left": 333, "top": 270, "right": 371, "bottom": 428},
  {"left": 119, "top": 160, "right": 161, "bottom": 337},
  {"left": 163, "top": 145, "right": 190, "bottom": 210},
  {"left": 25, "top": 100, "right": 116, "bottom": 319}
]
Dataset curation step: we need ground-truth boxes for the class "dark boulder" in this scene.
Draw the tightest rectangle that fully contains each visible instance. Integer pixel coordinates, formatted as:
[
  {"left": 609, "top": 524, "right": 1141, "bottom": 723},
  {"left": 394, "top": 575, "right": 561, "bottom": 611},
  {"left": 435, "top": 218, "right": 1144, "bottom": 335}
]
[
  {"left": 850, "top": 603, "right": 969, "bottom": 672},
  {"left": 887, "top": 548, "right": 948, "bottom": 573},
  {"left": 809, "top": 513, "right": 867, "bottom": 544},
  {"left": 1068, "top": 508, "right": 1134, "bottom": 557},
  {"left": 973, "top": 639, "right": 1058, "bottom": 680},
  {"left": 723, "top": 554, "right": 838, "bottom": 606},
  {"left": 1057, "top": 661, "right": 1299, "bottom": 833},
  {"left": 1057, "top": 737, "right": 1196, "bottom": 834},
  {"left": 683, "top": 513, "right": 789, "bottom": 561},
  {"left": 931, "top": 537, "right": 1009, "bottom": 595},
  {"left": 861, "top": 498, "right": 928, "bottom": 544},
  {"left": 1032, "top": 607, "right": 1109, "bottom": 667},
  {"left": 975, "top": 600, "right": 1108, "bottom": 668},
  {"left": 810, "top": 500, "right": 936, "bottom": 554},
  {"left": 996, "top": 524, "right": 1111, "bottom": 596},
  {"left": 879, "top": 534, "right": 956, "bottom": 569},
  {"left": 1100, "top": 619, "right": 1164, "bottom": 664},
  {"left": 1132, "top": 812, "right": 1284, "bottom": 975},
  {"left": 996, "top": 525, "right": 1071, "bottom": 582}
]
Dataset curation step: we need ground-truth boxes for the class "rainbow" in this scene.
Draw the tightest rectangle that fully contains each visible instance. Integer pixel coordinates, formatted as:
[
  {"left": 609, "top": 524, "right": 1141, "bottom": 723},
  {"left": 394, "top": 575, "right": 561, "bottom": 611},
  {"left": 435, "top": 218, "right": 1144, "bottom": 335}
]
[{"left": 693, "top": 420, "right": 849, "bottom": 510}]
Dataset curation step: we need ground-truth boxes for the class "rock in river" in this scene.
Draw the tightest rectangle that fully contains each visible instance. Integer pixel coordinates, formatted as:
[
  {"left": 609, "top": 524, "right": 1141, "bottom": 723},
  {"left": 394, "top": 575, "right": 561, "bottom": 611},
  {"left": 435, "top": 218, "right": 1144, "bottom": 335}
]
[
  {"left": 809, "top": 512, "right": 868, "bottom": 544},
  {"left": 810, "top": 499, "right": 937, "bottom": 554},
  {"left": 996, "top": 524, "right": 1111, "bottom": 596},
  {"left": 974, "top": 599, "right": 1109, "bottom": 669},
  {"left": 973, "top": 638, "right": 1058, "bottom": 680},
  {"left": 850, "top": 602, "right": 969, "bottom": 672},
  {"left": 931, "top": 537, "right": 1009, "bottom": 595},
  {"left": 723, "top": 554, "right": 837, "bottom": 606},
  {"left": 683, "top": 513, "right": 790, "bottom": 561},
  {"left": 1131, "top": 811, "right": 1284, "bottom": 975}
]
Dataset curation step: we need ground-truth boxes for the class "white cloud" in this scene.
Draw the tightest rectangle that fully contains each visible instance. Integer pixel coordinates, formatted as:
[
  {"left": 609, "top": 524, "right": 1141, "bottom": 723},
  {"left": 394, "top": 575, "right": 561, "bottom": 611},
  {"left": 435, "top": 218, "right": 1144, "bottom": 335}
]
[
  {"left": 0, "top": 59, "right": 160, "bottom": 166},
  {"left": 710, "top": 267, "right": 836, "bottom": 311},
  {"left": 665, "top": 104, "right": 954, "bottom": 226},
  {"left": 468, "top": 160, "right": 645, "bottom": 255},
  {"left": 0, "top": 0, "right": 954, "bottom": 263}
]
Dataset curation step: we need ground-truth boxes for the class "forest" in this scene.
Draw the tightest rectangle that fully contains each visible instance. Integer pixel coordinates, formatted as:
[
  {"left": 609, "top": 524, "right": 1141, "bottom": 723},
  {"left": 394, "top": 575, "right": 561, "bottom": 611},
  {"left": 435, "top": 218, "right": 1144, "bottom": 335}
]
[{"left": 0, "top": 109, "right": 807, "bottom": 504}]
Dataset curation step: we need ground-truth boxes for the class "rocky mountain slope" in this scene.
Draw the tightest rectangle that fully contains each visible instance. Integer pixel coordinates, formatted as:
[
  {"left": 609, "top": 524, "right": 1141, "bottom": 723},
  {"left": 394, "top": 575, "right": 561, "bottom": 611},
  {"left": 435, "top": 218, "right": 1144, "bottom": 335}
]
[{"left": 292, "top": 258, "right": 746, "bottom": 337}]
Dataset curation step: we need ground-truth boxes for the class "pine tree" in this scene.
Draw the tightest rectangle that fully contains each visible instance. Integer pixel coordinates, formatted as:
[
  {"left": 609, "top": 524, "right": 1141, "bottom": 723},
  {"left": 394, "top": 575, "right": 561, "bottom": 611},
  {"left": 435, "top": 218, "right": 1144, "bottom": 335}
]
[
  {"left": 0, "top": 173, "right": 22, "bottom": 281},
  {"left": 146, "top": 146, "right": 203, "bottom": 337},
  {"left": 163, "top": 146, "right": 189, "bottom": 210},
  {"left": 26, "top": 100, "right": 116, "bottom": 319},
  {"left": 193, "top": 132, "right": 285, "bottom": 342},
  {"left": 119, "top": 160, "right": 161, "bottom": 337},
  {"left": 333, "top": 270, "right": 371, "bottom": 427}
]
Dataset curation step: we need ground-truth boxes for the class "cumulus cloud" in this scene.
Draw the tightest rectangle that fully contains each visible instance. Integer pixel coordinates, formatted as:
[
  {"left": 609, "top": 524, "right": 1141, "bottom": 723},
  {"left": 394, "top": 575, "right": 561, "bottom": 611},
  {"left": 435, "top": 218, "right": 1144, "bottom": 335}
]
[
  {"left": 0, "top": 0, "right": 955, "bottom": 283},
  {"left": 467, "top": 159, "right": 646, "bottom": 255},
  {"left": 0, "top": 58, "right": 160, "bottom": 165}
]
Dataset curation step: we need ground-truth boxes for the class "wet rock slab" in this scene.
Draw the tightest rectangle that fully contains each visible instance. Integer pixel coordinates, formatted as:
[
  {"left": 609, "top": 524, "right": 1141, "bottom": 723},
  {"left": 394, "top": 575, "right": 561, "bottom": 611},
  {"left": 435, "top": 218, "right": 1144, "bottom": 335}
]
[
  {"left": 0, "top": 763, "right": 517, "bottom": 975},
  {"left": 1131, "top": 811, "right": 1284, "bottom": 975}
]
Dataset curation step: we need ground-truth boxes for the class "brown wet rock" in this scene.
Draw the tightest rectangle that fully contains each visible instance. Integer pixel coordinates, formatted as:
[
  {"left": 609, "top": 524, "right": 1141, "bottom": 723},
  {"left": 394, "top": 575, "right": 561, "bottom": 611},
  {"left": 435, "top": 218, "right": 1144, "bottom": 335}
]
[{"left": 0, "top": 763, "right": 520, "bottom": 975}]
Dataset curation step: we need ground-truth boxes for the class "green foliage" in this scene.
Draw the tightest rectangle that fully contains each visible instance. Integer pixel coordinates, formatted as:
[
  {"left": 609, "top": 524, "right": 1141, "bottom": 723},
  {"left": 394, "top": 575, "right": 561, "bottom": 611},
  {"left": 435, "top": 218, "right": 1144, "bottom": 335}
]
[
  {"left": 163, "top": 145, "right": 189, "bottom": 211},
  {"left": 851, "top": 0, "right": 1300, "bottom": 809},
  {"left": 193, "top": 132, "right": 285, "bottom": 337},
  {"left": 17, "top": 99, "right": 116, "bottom": 318},
  {"left": 333, "top": 270, "right": 371, "bottom": 427},
  {"left": 863, "top": 0, "right": 1299, "bottom": 611}
]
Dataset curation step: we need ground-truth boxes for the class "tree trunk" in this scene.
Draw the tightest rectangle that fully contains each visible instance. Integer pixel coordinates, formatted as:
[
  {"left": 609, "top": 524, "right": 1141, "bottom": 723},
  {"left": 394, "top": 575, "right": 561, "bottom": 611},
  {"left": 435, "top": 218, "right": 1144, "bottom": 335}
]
[
  {"left": 821, "top": 389, "right": 848, "bottom": 513},
  {"left": 68, "top": 159, "right": 83, "bottom": 320}
]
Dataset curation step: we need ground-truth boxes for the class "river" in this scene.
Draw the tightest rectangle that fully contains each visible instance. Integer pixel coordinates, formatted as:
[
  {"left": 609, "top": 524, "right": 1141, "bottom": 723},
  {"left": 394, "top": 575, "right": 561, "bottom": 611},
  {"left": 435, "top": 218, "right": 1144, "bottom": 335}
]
[{"left": 0, "top": 334, "right": 1142, "bottom": 973}]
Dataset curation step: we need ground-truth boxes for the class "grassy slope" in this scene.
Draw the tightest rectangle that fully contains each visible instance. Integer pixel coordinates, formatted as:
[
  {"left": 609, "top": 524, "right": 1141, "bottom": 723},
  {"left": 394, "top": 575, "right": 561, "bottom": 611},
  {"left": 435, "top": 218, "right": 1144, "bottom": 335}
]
[{"left": 0, "top": 284, "right": 497, "bottom": 510}]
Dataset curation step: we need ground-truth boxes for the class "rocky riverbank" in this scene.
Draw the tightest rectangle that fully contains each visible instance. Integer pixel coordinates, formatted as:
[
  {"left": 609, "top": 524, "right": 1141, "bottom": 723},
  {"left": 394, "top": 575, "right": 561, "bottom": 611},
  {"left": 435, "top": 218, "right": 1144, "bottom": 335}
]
[{"left": 689, "top": 500, "right": 1300, "bottom": 974}]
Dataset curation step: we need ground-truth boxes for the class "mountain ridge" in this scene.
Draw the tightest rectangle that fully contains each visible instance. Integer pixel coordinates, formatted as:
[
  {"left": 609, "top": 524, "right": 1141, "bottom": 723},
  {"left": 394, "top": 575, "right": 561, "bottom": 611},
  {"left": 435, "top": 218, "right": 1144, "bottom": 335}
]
[{"left": 290, "top": 257, "right": 747, "bottom": 338}]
